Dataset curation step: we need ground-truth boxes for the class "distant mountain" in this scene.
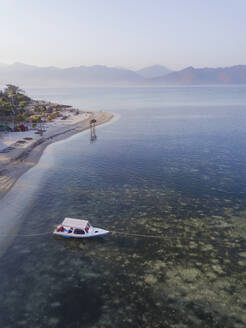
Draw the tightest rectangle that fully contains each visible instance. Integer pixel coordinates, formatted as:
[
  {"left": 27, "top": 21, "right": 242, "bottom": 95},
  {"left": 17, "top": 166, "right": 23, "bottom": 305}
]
[
  {"left": 0, "top": 63, "right": 144, "bottom": 87},
  {"left": 136, "top": 65, "right": 172, "bottom": 78},
  {"left": 61, "top": 65, "right": 143, "bottom": 84},
  {"left": 152, "top": 65, "right": 246, "bottom": 85},
  {"left": 6, "top": 62, "right": 41, "bottom": 71},
  {"left": 1, "top": 63, "right": 246, "bottom": 86}
]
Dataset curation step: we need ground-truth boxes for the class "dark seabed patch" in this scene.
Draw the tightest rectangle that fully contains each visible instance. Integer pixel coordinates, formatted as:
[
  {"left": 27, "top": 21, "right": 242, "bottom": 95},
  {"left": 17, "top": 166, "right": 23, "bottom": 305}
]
[{"left": 48, "top": 286, "right": 102, "bottom": 327}]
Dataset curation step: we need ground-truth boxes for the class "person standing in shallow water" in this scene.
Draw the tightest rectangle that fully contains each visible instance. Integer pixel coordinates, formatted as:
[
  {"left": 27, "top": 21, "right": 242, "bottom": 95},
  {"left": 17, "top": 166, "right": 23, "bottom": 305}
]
[{"left": 90, "top": 119, "right": 97, "bottom": 143}]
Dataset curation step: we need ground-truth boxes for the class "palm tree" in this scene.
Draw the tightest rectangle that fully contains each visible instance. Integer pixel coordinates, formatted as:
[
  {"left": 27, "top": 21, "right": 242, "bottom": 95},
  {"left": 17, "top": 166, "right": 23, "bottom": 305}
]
[
  {"left": 4, "top": 84, "right": 24, "bottom": 95},
  {"left": 4, "top": 84, "right": 24, "bottom": 116}
]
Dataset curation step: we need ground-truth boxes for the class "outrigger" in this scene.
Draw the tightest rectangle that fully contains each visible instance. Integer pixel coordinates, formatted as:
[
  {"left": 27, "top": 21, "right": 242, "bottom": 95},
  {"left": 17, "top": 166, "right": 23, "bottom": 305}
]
[{"left": 53, "top": 218, "right": 109, "bottom": 238}]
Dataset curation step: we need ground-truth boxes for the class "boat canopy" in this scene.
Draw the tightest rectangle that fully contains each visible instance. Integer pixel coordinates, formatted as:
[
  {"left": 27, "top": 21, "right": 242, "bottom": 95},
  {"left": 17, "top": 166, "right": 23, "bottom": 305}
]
[{"left": 62, "top": 218, "right": 89, "bottom": 230}]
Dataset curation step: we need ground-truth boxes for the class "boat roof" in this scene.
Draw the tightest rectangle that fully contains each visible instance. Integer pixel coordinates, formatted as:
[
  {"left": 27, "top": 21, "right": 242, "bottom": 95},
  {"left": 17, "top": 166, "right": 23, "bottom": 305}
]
[{"left": 62, "top": 218, "right": 89, "bottom": 229}]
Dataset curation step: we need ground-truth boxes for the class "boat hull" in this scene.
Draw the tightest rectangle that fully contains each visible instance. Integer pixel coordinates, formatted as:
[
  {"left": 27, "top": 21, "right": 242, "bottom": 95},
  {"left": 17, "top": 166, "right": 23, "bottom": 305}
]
[{"left": 53, "top": 227, "right": 109, "bottom": 239}]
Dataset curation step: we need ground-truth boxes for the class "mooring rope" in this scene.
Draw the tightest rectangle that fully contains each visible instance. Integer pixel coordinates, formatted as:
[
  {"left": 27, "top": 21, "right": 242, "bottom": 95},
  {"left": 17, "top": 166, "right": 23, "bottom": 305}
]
[
  {"left": 110, "top": 230, "right": 167, "bottom": 239},
  {"left": 0, "top": 230, "right": 165, "bottom": 238},
  {"left": 0, "top": 229, "right": 244, "bottom": 250},
  {"left": 0, "top": 231, "right": 52, "bottom": 237},
  {"left": 110, "top": 231, "right": 246, "bottom": 250}
]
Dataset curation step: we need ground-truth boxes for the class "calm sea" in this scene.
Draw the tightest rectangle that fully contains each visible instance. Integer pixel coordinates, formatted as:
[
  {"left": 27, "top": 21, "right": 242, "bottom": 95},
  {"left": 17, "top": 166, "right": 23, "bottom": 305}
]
[{"left": 0, "top": 86, "right": 246, "bottom": 328}]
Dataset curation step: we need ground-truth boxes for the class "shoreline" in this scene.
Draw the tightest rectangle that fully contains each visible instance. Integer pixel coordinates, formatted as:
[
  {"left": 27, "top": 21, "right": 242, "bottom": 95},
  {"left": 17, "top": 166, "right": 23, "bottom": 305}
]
[{"left": 0, "top": 111, "right": 113, "bottom": 201}]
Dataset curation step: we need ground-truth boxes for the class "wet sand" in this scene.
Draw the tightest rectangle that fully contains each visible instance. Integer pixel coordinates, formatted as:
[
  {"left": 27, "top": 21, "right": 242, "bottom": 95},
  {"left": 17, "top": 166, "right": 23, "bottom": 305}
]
[{"left": 0, "top": 111, "right": 113, "bottom": 201}]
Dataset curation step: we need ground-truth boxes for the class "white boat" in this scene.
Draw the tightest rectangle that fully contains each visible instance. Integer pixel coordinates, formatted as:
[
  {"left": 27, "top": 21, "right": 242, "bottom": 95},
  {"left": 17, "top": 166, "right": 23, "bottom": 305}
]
[{"left": 53, "top": 218, "right": 109, "bottom": 238}]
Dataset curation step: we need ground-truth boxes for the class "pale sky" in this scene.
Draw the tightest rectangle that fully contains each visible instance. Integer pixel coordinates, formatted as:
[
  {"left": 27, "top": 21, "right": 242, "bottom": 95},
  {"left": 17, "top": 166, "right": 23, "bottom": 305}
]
[{"left": 0, "top": 0, "right": 245, "bottom": 70}]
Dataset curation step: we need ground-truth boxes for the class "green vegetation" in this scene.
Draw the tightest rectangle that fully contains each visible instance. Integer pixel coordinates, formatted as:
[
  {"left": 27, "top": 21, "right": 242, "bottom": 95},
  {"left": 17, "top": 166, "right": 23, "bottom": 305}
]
[
  {"left": 0, "top": 84, "right": 31, "bottom": 117},
  {"left": 0, "top": 84, "right": 70, "bottom": 129},
  {"left": 46, "top": 112, "right": 60, "bottom": 122}
]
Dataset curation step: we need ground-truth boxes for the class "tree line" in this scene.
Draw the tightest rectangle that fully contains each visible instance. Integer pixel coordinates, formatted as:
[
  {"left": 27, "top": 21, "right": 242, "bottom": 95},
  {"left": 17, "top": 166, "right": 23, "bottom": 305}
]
[{"left": 0, "top": 84, "right": 31, "bottom": 120}]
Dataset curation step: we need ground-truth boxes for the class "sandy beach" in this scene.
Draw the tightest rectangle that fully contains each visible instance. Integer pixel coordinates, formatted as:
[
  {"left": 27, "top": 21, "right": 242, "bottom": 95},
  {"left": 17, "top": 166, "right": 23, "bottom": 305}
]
[{"left": 0, "top": 110, "right": 113, "bottom": 201}]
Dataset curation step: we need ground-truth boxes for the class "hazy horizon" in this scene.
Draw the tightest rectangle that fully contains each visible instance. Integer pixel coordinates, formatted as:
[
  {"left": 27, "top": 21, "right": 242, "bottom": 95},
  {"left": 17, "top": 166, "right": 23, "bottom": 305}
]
[
  {"left": 1, "top": 0, "right": 246, "bottom": 70},
  {"left": 1, "top": 61, "right": 246, "bottom": 72}
]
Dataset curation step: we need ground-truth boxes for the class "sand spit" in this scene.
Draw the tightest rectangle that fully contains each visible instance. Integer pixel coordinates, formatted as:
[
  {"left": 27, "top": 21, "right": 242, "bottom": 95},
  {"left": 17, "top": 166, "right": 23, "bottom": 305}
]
[{"left": 0, "top": 111, "right": 113, "bottom": 201}]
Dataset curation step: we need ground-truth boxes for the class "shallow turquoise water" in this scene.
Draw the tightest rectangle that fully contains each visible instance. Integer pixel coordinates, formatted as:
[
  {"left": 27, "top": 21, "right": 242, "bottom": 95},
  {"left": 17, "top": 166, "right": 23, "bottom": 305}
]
[{"left": 0, "top": 86, "right": 246, "bottom": 327}]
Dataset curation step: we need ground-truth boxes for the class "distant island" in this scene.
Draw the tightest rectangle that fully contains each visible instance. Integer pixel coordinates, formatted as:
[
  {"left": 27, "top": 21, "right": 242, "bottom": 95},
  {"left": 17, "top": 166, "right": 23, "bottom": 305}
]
[{"left": 1, "top": 63, "right": 246, "bottom": 87}]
